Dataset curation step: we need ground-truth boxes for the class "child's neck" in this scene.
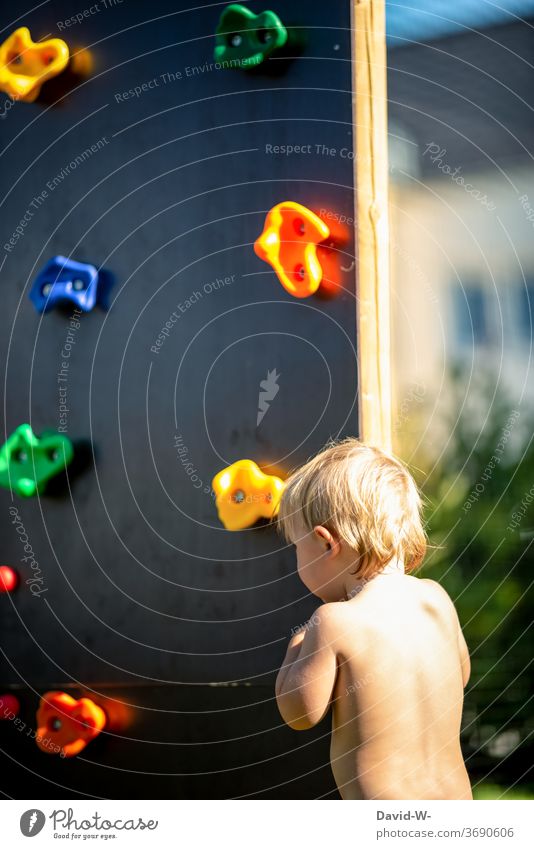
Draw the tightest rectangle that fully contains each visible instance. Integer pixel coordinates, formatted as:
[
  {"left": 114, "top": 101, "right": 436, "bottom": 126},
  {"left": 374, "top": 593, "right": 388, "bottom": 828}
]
[{"left": 343, "top": 557, "right": 405, "bottom": 600}]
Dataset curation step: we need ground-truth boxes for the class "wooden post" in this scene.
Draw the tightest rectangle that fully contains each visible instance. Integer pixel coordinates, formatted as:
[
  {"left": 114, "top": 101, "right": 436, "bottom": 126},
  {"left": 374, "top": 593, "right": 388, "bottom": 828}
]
[{"left": 352, "top": 0, "right": 392, "bottom": 451}]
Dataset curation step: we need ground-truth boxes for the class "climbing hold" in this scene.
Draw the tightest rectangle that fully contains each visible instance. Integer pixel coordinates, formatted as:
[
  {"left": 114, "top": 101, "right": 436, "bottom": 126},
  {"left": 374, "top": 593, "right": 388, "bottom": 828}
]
[
  {"left": 0, "top": 27, "right": 70, "bottom": 102},
  {"left": 29, "top": 256, "right": 104, "bottom": 313},
  {"left": 214, "top": 4, "right": 288, "bottom": 68},
  {"left": 0, "top": 565, "right": 19, "bottom": 593},
  {"left": 0, "top": 424, "right": 74, "bottom": 497},
  {"left": 212, "top": 459, "right": 284, "bottom": 530},
  {"left": 0, "top": 693, "right": 20, "bottom": 718},
  {"left": 254, "top": 201, "right": 331, "bottom": 297},
  {"left": 36, "top": 691, "right": 106, "bottom": 757}
]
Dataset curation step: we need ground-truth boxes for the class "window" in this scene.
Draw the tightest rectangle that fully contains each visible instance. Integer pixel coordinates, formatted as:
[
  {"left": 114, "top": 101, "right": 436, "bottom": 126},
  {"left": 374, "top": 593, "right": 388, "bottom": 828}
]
[
  {"left": 518, "top": 280, "right": 534, "bottom": 341},
  {"left": 453, "top": 282, "right": 489, "bottom": 347}
]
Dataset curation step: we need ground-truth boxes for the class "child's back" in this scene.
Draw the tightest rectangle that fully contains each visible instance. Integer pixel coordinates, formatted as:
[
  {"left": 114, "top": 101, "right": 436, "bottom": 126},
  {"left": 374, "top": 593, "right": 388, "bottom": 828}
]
[
  {"left": 329, "top": 574, "right": 472, "bottom": 799},
  {"left": 275, "top": 438, "right": 472, "bottom": 800}
]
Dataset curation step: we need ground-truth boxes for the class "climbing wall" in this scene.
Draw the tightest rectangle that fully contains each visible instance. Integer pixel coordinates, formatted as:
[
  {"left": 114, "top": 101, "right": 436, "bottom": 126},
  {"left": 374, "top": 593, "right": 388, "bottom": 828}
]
[{"left": 0, "top": 0, "right": 358, "bottom": 798}]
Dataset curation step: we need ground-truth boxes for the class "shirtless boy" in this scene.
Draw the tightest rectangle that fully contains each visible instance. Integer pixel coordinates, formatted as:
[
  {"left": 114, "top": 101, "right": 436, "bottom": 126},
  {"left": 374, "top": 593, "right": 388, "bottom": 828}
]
[{"left": 275, "top": 439, "right": 472, "bottom": 800}]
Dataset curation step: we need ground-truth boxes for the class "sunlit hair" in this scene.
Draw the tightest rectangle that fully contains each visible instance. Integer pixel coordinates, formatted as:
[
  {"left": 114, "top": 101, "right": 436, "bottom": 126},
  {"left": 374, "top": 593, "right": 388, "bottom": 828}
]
[{"left": 278, "top": 438, "right": 427, "bottom": 579}]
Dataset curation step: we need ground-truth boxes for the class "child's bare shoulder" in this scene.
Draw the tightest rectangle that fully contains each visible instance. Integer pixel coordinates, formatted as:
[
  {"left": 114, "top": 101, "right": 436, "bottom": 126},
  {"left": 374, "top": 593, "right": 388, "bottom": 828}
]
[
  {"left": 306, "top": 601, "right": 359, "bottom": 647},
  {"left": 310, "top": 578, "right": 459, "bottom": 647},
  {"left": 309, "top": 601, "right": 350, "bottom": 632},
  {"left": 419, "top": 577, "right": 458, "bottom": 613},
  {"left": 347, "top": 576, "right": 457, "bottom": 632},
  {"left": 309, "top": 598, "right": 377, "bottom": 649}
]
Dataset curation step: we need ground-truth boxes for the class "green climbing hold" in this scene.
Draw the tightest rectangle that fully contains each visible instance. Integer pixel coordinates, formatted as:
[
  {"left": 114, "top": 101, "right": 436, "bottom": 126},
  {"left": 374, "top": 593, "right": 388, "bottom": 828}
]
[
  {"left": 214, "top": 4, "right": 288, "bottom": 68},
  {"left": 0, "top": 424, "right": 74, "bottom": 497}
]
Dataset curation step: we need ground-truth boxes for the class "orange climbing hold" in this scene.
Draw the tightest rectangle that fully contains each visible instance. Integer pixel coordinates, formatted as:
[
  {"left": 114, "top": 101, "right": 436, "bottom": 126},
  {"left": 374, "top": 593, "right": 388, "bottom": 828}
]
[
  {"left": 36, "top": 691, "right": 106, "bottom": 758},
  {"left": 254, "top": 201, "right": 331, "bottom": 297}
]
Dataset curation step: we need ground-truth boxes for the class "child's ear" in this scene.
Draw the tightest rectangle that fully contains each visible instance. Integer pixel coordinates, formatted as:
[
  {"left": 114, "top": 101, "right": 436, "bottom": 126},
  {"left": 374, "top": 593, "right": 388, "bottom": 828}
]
[{"left": 313, "top": 525, "right": 341, "bottom": 557}]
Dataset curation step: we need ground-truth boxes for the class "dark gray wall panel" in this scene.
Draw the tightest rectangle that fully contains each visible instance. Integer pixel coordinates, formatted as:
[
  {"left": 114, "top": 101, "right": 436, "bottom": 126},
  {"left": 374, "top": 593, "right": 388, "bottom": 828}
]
[{"left": 0, "top": 0, "right": 356, "bottom": 798}]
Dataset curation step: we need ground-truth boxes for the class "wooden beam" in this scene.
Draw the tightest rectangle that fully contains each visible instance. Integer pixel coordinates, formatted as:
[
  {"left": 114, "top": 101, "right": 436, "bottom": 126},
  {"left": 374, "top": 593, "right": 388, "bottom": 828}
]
[{"left": 352, "top": 0, "right": 392, "bottom": 451}]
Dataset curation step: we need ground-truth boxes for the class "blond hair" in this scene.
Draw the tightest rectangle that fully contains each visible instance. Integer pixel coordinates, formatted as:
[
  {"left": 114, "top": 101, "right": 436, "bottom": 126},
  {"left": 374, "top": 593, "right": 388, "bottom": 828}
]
[{"left": 278, "top": 438, "right": 426, "bottom": 579}]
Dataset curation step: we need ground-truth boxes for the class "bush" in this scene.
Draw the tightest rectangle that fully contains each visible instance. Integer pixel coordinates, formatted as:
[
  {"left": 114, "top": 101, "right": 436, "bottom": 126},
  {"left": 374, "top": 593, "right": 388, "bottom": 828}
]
[{"left": 398, "top": 368, "right": 534, "bottom": 795}]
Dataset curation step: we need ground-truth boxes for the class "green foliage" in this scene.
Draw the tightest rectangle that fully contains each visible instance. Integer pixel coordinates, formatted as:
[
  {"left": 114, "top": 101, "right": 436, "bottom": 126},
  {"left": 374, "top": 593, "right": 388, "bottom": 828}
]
[
  {"left": 472, "top": 783, "right": 534, "bottom": 800},
  {"left": 398, "top": 368, "right": 534, "bottom": 789}
]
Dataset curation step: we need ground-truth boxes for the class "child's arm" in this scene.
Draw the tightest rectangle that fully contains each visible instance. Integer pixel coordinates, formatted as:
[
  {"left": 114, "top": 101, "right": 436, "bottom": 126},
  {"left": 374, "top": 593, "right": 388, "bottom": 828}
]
[
  {"left": 275, "top": 629, "right": 306, "bottom": 695},
  {"left": 424, "top": 578, "right": 471, "bottom": 687},
  {"left": 275, "top": 606, "right": 338, "bottom": 731},
  {"left": 458, "top": 624, "right": 471, "bottom": 687}
]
